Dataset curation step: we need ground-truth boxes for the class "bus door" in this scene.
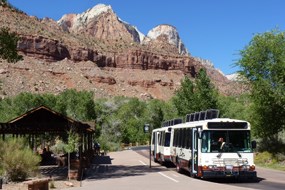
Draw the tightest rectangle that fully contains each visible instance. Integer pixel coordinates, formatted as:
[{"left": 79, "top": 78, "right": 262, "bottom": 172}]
[
  {"left": 153, "top": 132, "right": 159, "bottom": 161},
  {"left": 191, "top": 127, "right": 200, "bottom": 176}
]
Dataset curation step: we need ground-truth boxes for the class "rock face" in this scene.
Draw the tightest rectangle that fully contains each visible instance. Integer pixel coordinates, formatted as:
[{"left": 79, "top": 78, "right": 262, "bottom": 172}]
[
  {"left": 144, "top": 24, "right": 189, "bottom": 55},
  {"left": 58, "top": 4, "right": 142, "bottom": 42},
  {"left": 0, "top": 4, "right": 247, "bottom": 100},
  {"left": 17, "top": 35, "right": 200, "bottom": 77}
]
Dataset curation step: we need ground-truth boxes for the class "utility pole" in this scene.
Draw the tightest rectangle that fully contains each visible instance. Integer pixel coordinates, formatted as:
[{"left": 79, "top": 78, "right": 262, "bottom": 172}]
[{"left": 144, "top": 124, "right": 152, "bottom": 168}]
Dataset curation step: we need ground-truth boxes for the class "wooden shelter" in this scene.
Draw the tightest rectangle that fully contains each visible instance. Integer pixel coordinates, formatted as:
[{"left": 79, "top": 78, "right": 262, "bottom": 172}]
[{"left": 0, "top": 105, "right": 95, "bottom": 178}]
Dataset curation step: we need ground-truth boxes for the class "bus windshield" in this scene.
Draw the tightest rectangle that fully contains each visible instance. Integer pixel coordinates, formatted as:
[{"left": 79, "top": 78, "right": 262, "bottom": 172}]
[{"left": 201, "top": 130, "right": 252, "bottom": 153}]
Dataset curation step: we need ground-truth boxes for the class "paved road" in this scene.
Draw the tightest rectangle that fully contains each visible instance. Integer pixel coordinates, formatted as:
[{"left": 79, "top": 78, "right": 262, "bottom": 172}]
[
  {"left": 65, "top": 148, "right": 284, "bottom": 190},
  {"left": 134, "top": 146, "right": 285, "bottom": 190}
]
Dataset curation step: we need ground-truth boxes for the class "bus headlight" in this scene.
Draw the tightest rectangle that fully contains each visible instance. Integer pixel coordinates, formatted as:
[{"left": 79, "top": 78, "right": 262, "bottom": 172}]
[{"left": 226, "top": 165, "right": 233, "bottom": 170}]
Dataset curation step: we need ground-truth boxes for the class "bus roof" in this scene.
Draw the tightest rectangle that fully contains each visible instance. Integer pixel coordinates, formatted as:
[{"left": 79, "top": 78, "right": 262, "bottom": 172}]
[{"left": 165, "top": 118, "right": 251, "bottom": 130}]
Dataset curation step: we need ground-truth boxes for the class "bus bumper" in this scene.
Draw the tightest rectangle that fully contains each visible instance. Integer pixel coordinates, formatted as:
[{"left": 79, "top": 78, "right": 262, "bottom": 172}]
[
  {"left": 162, "top": 155, "right": 172, "bottom": 162},
  {"left": 202, "top": 170, "right": 257, "bottom": 178}
]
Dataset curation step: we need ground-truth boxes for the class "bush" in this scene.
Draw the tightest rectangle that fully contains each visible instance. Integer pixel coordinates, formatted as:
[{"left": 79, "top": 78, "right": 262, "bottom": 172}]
[
  {"left": 255, "top": 151, "right": 277, "bottom": 165},
  {"left": 0, "top": 138, "right": 41, "bottom": 181}
]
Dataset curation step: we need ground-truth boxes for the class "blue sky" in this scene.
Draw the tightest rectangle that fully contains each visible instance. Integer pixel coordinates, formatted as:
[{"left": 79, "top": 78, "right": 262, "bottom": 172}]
[{"left": 9, "top": 0, "right": 285, "bottom": 75}]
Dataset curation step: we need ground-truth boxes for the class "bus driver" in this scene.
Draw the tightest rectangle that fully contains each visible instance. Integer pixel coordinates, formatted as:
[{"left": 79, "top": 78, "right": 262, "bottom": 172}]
[{"left": 218, "top": 137, "right": 225, "bottom": 151}]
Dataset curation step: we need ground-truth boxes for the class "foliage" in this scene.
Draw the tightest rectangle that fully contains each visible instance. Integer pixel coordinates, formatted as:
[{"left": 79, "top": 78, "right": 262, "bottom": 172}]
[
  {"left": 0, "top": 0, "right": 8, "bottom": 6},
  {"left": 146, "top": 99, "right": 165, "bottom": 130},
  {"left": 237, "top": 29, "right": 285, "bottom": 140},
  {"left": 195, "top": 68, "right": 218, "bottom": 110},
  {"left": 55, "top": 89, "right": 96, "bottom": 121},
  {"left": 255, "top": 151, "right": 285, "bottom": 171},
  {"left": 49, "top": 180, "right": 56, "bottom": 189},
  {"left": 218, "top": 94, "right": 252, "bottom": 121},
  {"left": 0, "top": 90, "right": 96, "bottom": 122},
  {"left": 109, "top": 97, "right": 147, "bottom": 144},
  {"left": 64, "top": 129, "right": 80, "bottom": 154},
  {"left": 50, "top": 138, "right": 67, "bottom": 155},
  {"left": 172, "top": 68, "right": 218, "bottom": 117},
  {"left": 172, "top": 76, "right": 195, "bottom": 116},
  {"left": 0, "top": 27, "right": 23, "bottom": 63},
  {"left": 0, "top": 138, "right": 41, "bottom": 181},
  {"left": 94, "top": 97, "right": 177, "bottom": 149}
]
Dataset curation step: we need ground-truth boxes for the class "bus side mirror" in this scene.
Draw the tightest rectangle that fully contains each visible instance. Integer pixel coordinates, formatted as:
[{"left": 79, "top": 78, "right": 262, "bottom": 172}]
[{"left": 251, "top": 140, "right": 257, "bottom": 149}]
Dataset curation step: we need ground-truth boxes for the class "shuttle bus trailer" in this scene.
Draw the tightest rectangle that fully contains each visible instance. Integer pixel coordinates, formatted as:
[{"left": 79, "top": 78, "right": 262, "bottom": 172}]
[{"left": 151, "top": 118, "right": 183, "bottom": 164}]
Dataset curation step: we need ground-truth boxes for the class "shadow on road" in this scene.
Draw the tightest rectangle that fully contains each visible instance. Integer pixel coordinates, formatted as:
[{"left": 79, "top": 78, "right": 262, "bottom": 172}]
[
  {"left": 203, "top": 176, "right": 264, "bottom": 184},
  {"left": 84, "top": 154, "right": 169, "bottom": 181}
]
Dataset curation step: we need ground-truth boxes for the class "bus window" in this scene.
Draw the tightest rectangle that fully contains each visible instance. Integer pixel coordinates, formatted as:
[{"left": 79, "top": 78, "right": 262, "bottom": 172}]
[
  {"left": 182, "top": 128, "right": 186, "bottom": 148},
  {"left": 164, "top": 132, "right": 171, "bottom": 147},
  {"left": 178, "top": 129, "right": 182, "bottom": 147},
  {"left": 201, "top": 130, "right": 252, "bottom": 153},
  {"left": 185, "top": 128, "right": 190, "bottom": 149},
  {"left": 173, "top": 130, "right": 177, "bottom": 147},
  {"left": 161, "top": 132, "right": 165, "bottom": 146}
]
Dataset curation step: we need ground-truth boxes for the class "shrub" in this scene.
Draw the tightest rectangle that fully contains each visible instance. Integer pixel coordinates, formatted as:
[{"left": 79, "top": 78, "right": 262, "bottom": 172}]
[
  {"left": 255, "top": 151, "right": 277, "bottom": 165},
  {"left": 0, "top": 138, "right": 41, "bottom": 181}
]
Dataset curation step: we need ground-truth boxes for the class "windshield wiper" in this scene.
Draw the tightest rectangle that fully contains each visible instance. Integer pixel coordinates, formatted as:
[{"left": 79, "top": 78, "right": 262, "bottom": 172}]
[
  {"left": 236, "top": 151, "right": 241, "bottom": 158},
  {"left": 217, "top": 152, "right": 222, "bottom": 158}
]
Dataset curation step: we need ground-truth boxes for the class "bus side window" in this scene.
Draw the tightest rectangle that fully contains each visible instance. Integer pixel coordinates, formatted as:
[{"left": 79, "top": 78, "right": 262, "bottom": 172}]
[
  {"left": 173, "top": 130, "right": 176, "bottom": 147},
  {"left": 178, "top": 129, "right": 182, "bottom": 147},
  {"left": 174, "top": 129, "right": 178, "bottom": 147},
  {"left": 189, "top": 129, "right": 193, "bottom": 149},
  {"left": 182, "top": 128, "right": 186, "bottom": 148},
  {"left": 186, "top": 128, "right": 190, "bottom": 149}
]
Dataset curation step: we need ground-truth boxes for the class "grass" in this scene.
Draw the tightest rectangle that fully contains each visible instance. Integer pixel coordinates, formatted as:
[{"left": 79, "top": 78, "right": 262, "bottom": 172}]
[{"left": 255, "top": 151, "right": 285, "bottom": 171}]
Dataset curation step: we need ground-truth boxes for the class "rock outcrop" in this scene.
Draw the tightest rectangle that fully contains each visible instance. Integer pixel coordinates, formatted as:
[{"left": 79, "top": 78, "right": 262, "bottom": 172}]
[
  {"left": 144, "top": 24, "right": 189, "bottom": 55},
  {"left": 58, "top": 4, "right": 142, "bottom": 43},
  {"left": 17, "top": 35, "right": 201, "bottom": 77}
]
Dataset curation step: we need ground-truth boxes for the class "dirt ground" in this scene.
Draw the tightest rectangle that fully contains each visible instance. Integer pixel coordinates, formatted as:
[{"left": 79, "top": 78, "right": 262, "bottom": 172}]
[{"left": 3, "top": 179, "right": 81, "bottom": 190}]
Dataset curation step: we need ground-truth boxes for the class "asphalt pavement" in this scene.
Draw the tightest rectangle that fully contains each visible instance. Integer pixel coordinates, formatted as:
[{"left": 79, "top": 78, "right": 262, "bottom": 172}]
[{"left": 66, "top": 149, "right": 258, "bottom": 190}]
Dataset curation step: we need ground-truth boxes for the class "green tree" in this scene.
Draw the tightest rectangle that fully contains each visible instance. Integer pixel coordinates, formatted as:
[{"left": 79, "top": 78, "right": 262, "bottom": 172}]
[
  {"left": 218, "top": 94, "right": 252, "bottom": 121},
  {"left": 146, "top": 99, "right": 165, "bottom": 129},
  {"left": 0, "top": 27, "right": 23, "bottom": 63},
  {"left": 0, "top": 92, "right": 45, "bottom": 122},
  {"left": 55, "top": 89, "right": 96, "bottom": 121},
  {"left": 172, "top": 76, "right": 196, "bottom": 116},
  {"left": 237, "top": 29, "right": 285, "bottom": 140},
  {"left": 172, "top": 69, "right": 218, "bottom": 117},
  {"left": 116, "top": 98, "right": 147, "bottom": 143},
  {"left": 64, "top": 129, "right": 79, "bottom": 181},
  {"left": 195, "top": 68, "right": 218, "bottom": 110}
]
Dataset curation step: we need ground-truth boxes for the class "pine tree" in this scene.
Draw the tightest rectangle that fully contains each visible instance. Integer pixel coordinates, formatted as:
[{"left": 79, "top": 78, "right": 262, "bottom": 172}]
[{"left": 0, "top": 27, "right": 23, "bottom": 63}]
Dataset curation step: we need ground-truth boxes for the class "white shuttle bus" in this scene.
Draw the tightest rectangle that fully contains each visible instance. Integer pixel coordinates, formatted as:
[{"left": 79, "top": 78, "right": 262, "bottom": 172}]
[{"left": 164, "top": 109, "right": 256, "bottom": 179}]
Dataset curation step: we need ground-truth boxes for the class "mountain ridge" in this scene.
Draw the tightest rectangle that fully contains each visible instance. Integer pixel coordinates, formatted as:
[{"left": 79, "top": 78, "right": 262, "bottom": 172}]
[{"left": 0, "top": 4, "right": 248, "bottom": 100}]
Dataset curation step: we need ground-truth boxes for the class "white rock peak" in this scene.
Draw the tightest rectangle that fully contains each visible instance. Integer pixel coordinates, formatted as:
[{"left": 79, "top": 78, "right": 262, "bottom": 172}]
[
  {"left": 147, "top": 24, "right": 188, "bottom": 55},
  {"left": 57, "top": 4, "right": 113, "bottom": 31},
  {"left": 73, "top": 4, "right": 112, "bottom": 28}
]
